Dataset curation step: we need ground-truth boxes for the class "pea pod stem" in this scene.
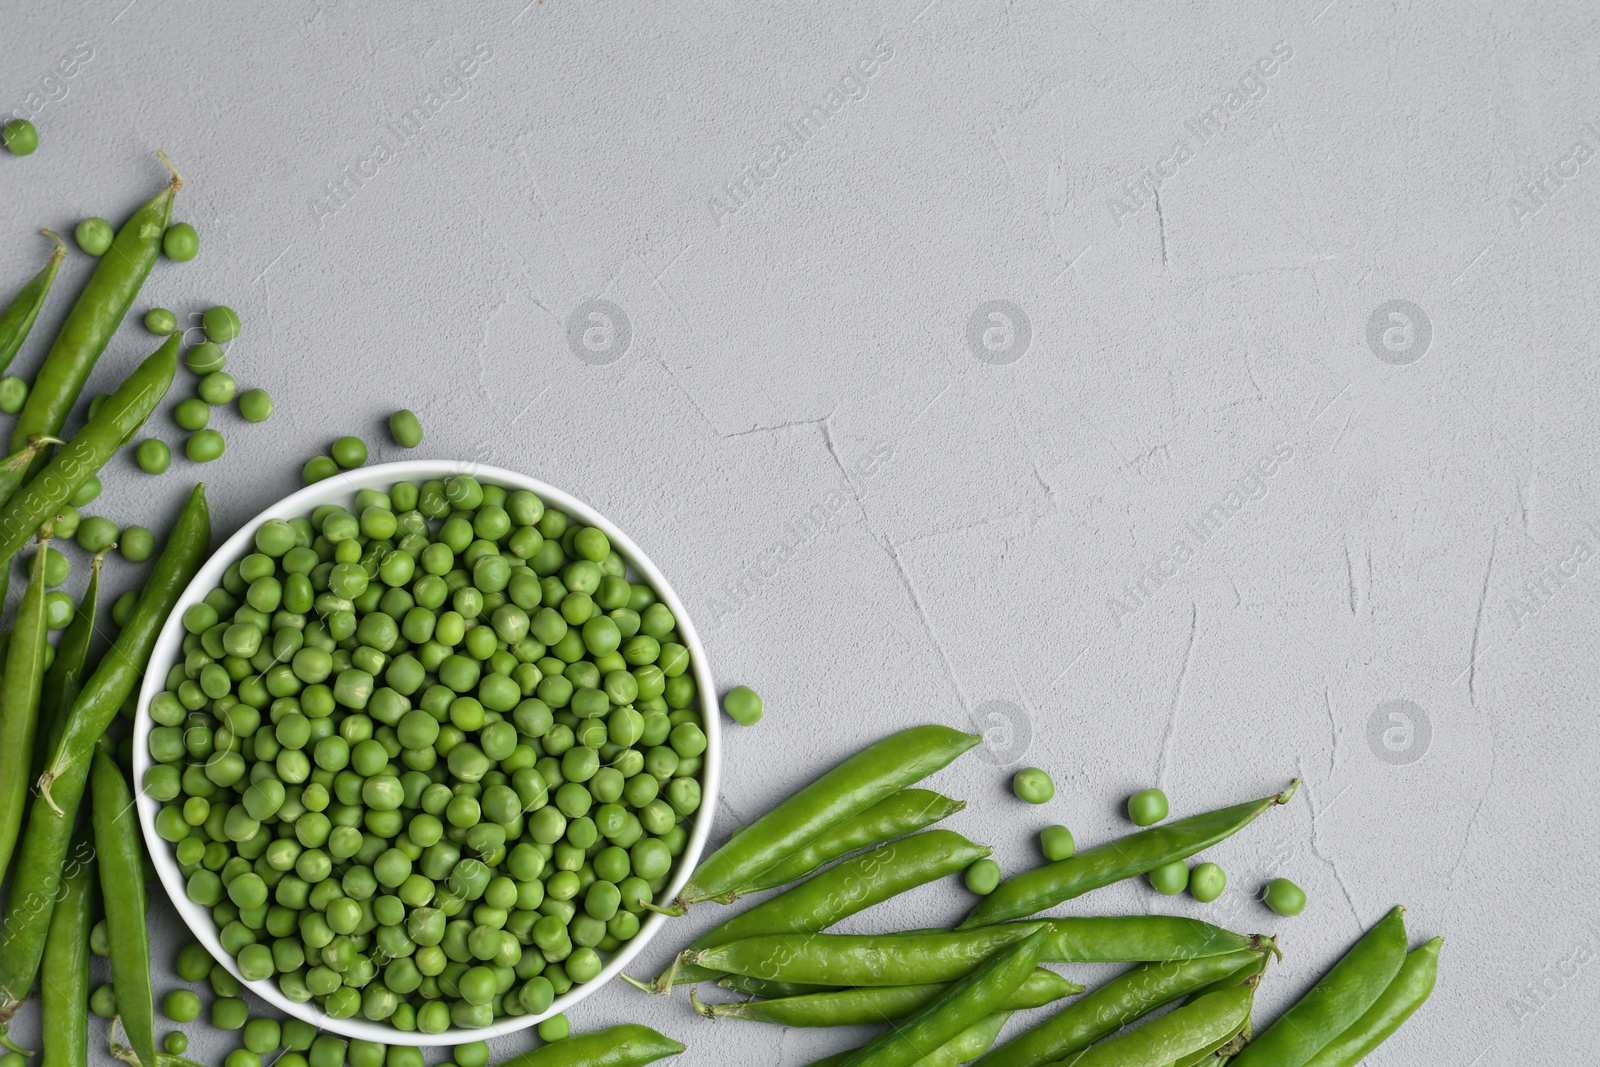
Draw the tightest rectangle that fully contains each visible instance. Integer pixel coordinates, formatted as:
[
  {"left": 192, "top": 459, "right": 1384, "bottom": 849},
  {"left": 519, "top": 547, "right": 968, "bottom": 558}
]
[
  {"left": 109, "top": 1017, "right": 207, "bottom": 1067},
  {"left": 0, "top": 525, "right": 53, "bottom": 880},
  {"left": 692, "top": 967, "right": 1079, "bottom": 1027},
  {"left": 92, "top": 748, "right": 156, "bottom": 1067},
  {"left": 0, "top": 230, "right": 67, "bottom": 375},
  {"left": 1300, "top": 937, "right": 1440, "bottom": 1067},
  {"left": 960, "top": 781, "right": 1299, "bottom": 929},
  {"left": 653, "top": 829, "right": 992, "bottom": 992},
  {"left": 0, "top": 331, "right": 179, "bottom": 567},
  {"left": 675, "top": 724, "right": 981, "bottom": 908},
  {"left": 0, "top": 485, "right": 208, "bottom": 1022},
  {"left": 40, "top": 828, "right": 94, "bottom": 1067},
  {"left": 1229, "top": 906, "right": 1408, "bottom": 1067},
  {"left": 10, "top": 153, "right": 180, "bottom": 466}
]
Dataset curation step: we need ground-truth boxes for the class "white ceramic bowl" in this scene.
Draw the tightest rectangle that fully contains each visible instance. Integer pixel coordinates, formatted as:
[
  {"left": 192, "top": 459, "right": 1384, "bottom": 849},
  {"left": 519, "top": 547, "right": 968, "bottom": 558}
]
[{"left": 133, "top": 461, "right": 719, "bottom": 1045}]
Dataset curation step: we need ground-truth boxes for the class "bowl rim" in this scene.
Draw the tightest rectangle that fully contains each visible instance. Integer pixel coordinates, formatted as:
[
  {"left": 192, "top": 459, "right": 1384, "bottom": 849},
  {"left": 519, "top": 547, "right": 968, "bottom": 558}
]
[{"left": 132, "top": 460, "right": 720, "bottom": 1045}]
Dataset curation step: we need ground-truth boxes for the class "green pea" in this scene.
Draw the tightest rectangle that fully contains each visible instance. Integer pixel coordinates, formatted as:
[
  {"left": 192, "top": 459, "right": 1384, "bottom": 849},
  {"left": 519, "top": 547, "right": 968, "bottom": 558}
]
[
  {"left": 1147, "top": 859, "right": 1190, "bottom": 896},
  {"left": 136, "top": 437, "right": 172, "bottom": 474},
  {"left": 722, "top": 684, "right": 762, "bottom": 725},
  {"left": 144, "top": 307, "right": 179, "bottom": 334},
  {"left": 68, "top": 474, "right": 101, "bottom": 506},
  {"left": 199, "top": 371, "right": 238, "bottom": 404},
  {"left": 163, "top": 988, "right": 201, "bottom": 1022},
  {"left": 203, "top": 305, "right": 241, "bottom": 342},
  {"left": 89, "top": 983, "right": 118, "bottom": 1017},
  {"left": 164, "top": 1032, "right": 189, "bottom": 1055},
  {"left": 537, "top": 1013, "right": 569, "bottom": 1042},
  {"left": 44, "top": 590, "right": 73, "bottom": 628},
  {"left": 1011, "top": 767, "right": 1054, "bottom": 804},
  {"left": 175, "top": 397, "right": 210, "bottom": 430},
  {"left": 303, "top": 456, "right": 338, "bottom": 484},
  {"left": 226, "top": 1051, "right": 262, "bottom": 1067},
  {"left": 2, "top": 118, "right": 39, "bottom": 155},
  {"left": 331, "top": 436, "right": 368, "bottom": 469},
  {"left": 120, "top": 525, "right": 156, "bottom": 561},
  {"left": 1039, "top": 824, "right": 1075, "bottom": 861},
  {"left": 389, "top": 409, "right": 423, "bottom": 448},
  {"left": 76, "top": 516, "right": 119, "bottom": 553},
  {"left": 1190, "top": 861, "right": 1227, "bottom": 903},
  {"left": 0, "top": 377, "right": 27, "bottom": 414},
  {"left": 186, "top": 341, "right": 226, "bottom": 374},
  {"left": 238, "top": 387, "right": 273, "bottom": 422},
  {"left": 1127, "top": 787, "right": 1169, "bottom": 826},
  {"left": 159, "top": 220, "right": 199, "bottom": 260},
  {"left": 1263, "top": 876, "right": 1307, "bottom": 916},
  {"left": 75, "top": 216, "right": 114, "bottom": 256},
  {"left": 176, "top": 942, "right": 214, "bottom": 981}
]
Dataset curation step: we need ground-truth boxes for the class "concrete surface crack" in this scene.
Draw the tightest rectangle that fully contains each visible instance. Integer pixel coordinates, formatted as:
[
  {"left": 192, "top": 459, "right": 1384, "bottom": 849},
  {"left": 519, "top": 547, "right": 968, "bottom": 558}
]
[
  {"left": 721, "top": 415, "right": 831, "bottom": 441},
  {"left": 1153, "top": 186, "right": 1170, "bottom": 270},
  {"left": 1156, "top": 603, "right": 1198, "bottom": 784},
  {"left": 1467, "top": 528, "right": 1498, "bottom": 708},
  {"left": 1448, "top": 738, "right": 1495, "bottom": 890},
  {"left": 1299, "top": 765, "right": 1361, "bottom": 922}
]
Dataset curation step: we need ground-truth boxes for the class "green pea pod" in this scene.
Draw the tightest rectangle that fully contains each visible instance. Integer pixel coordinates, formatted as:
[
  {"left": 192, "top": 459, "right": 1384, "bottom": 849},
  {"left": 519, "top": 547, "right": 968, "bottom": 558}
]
[
  {"left": 0, "top": 484, "right": 208, "bottom": 1024},
  {"left": 33, "top": 545, "right": 106, "bottom": 778},
  {"left": 692, "top": 924, "right": 1044, "bottom": 987},
  {"left": 92, "top": 748, "right": 155, "bottom": 1067},
  {"left": 654, "top": 829, "right": 991, "bottom": 991},
  {"left": 676, "top": 724, "right": 980, "bottom": 907},
  {"left": 40, "top": 829, "right": 95, "bottom": 1067},
  {"left": 697, "top": 967, "right": 1078, "bottom": 1027},
  {"left": 0, "top": 230, "right": 67, "bottom": 374},
  {"left": 0, "top": 527, "right": 53, "bottom": 880},
  {"left": 491, "top": 1023, "right": 685, "bottom": 1066},
  {"left": 727, "top": 789, "right": 966, "bottom": 897},
  {"left": 838, "top": 925, "right": 1049, "bottom": 1067},
  {"left": 1229, "top": 906, "right": 1408, "bottom": 1067},
  {"left": 808, "top": 1013, "right": 1013, "bottom": 1067},
  {"left": 1300, "top": 936, "right": 1440, "bottom": 1067},
  {"left": 1058, "top": 984, "right": 1256, "bottom": 1067},
  {"left": 960, "top": 782, "right": 1299, "bottom": 929},
  {"left": 0, "top": 331, "right": 179, "bottom": 564},
  {"left": 977, "top": 949, "right": 1270, "bottom": 1067},
  {"left": 10, "top": 155, "right": 180, "bottom": 460},
  {"left": 0, "top": 435, "right": 66, "bottom": 508},
  {"left": 718, "top": 974, "right": 836, "bottom": 998}
]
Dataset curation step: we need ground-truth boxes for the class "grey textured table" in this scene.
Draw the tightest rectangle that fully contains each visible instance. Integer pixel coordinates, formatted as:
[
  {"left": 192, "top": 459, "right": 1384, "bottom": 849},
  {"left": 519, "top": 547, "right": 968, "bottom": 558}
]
[{"left": 3, "top": 1, "right": 1597, "bottom": 1064}]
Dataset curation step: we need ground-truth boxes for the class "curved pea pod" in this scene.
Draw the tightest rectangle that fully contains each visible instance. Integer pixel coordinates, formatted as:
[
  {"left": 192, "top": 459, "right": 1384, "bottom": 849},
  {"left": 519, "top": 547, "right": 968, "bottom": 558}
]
[
  {"left": 1300, "top": 936, "right": 1440, "bottom": 1067},
  {"left": 1229, "top": 906, "right": 1408, "bottom": 1067},
  {"left": 960, "top": 781, "right": 1299, "bottom": 929},
  {"left": 727, "top": 788, "right": 966, "bottom": 897},
  {"left": 40, "top": 829, "right": 94, "bottom": 1067},
  {"left": 693, "top": 923, "right": 1039, "bottom": 986},
  {"left": 697, "top": 967, "right": 1078, "bottom": 1026},
  {"left": 654, "top": 829, "right": 991, "bottom": 991},
  {"left": 977, "top": 949, "right": 1270, "bottom": 1067},
  {"left": 1041, "top": 916, "right": 1273, "bottom": 964},
  {"left": 0, "top": 435, "right": 65, "bottom": 510},
  {"left": 11, "top": 155, "right": 180, "bottom": 461},
  {"left": 33, "top": 545, "right": 104, "bottom": 777},
  {"left": 677, "top": 724, "right": 980, "bottom": 907},
  {"left": 838, "top": 926, "right": 1050, "bottom": 1067},
  {"left": 0, "top": 529, "right": 53, "bottom": 880},
  {"left": 808, "top": 1014, "right": 1012, "bottom": 1067},
  {"left": 0, "top": 230, "right": 67, "bottom": 374},
  {"left": 92, "top": 748, "right": 155, "bottom": 1067},
  {"left": 1058, "top": 983, "right": 1256, "bottom": 1067},
  {"left": 718, "top": 974, "right": 836, "bottom": 998},
  {"left": 0, "top": 485, "right": 207, "bottom": 1024},
  {"left": 492, "top": 1023, "right": 685, "bottom": 1066}
]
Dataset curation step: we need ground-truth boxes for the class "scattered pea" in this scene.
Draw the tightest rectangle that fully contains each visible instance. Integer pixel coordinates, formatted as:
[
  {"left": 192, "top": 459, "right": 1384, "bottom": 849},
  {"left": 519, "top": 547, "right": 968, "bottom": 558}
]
[
  {"left": 1039, "top": 824, "right": 1075, "bottom": 861},
  {"left": 302, "top": 455, "right": 337, "bottom": 484},
  {"left": 1190, "top": 861, "right": 1227, "bottom": 903},
  {"left": 187, "top": 429, "right": 225, "bottom": 462},
  {"left": 1147, "top": 859, "right": 1189, "bottom": 896},
  {"left": 89, "top": 918, "right": 110, "bottom": 956},
  {"left": 454, "top": 1042, "right": 489, "bottom": 1067},
  {"left": 163, "top": 988, "right": 201, "bottom": 1022},
  {"left": 185, "top": 341, "right": 226, "bottom": 374},
  {"left": 174, "top": 398, "right": 210, "bottom": 431},
  {"left": 136, "top": 438, "right": 172, "bottom": 474},
  {"left": 2, "top": 118, "right": 38, "bottom": 156},
  {"left": 76, "top": 516, "right": 118, "bottom": 553},
  {"left": 388, "top": 409, "right": 423, "bottom": 448},
  {"left": 44, "top": 591, "right": 73, "bottom": 629},
  {"left": 964, "top": 858, "right": 1001, "bottom": 895},
  {"left": 1011, "top": 767, "right": 1054, "bottom": 804},
  {"left": 722, "top": 684, "right": 762, "bottom": 726},
  {"left": 0, "top": 376, "right": 27, "bottom": 413},
  {"left": 50, "top": 505, "right": 79, "bottom": 539},
  {"left": 119, "top": 525, "right": 155, "bottom": 562},
  {"left": 203, "top": 305, "right": 240, "bottom": 342},
  {"left": 238, "top": 388, "right": 273, "bottom": 423},
  {"left": 330, "top": 435, "right": 367, "bottom": 469},
  {"left": 89, "top": 983, "right": 118, "bottom": 1017},
  {"left": 198, "top": 371, "right": 236, "bottom": 404},
  {"left": 35, "top": 546, "right": 69, "bottom": 587},
  {"left": 243, "top": 1018, "right": 281, "bottom": 1054},
  {"left": 1263, "top": 877, "right": 1307, "bottom": 916},
  {"left": 75, "top": 217, "right": 114, "bottom": 256},
  {"left": 175, "top": 942, "right": 214, "bottom": 981},
  {"left": 212, "top": 995, "right": 249, "bottom": 1030},
  {"left": 1127, "top": 788, "right": 1169, "bottom": 827},
  {"left": 144, "top": 307, "right": 179, "bottom": 335},
  {"left": 164, "top": 1032, "right": 189, "bottom": 1055},
  {"left": 226, "top": 1051, "right": 262, "bottom": 1067},
  {"left": 537, "top": 1014, "right": 569, "bottom": 1042},
  {"left": 163, "top": 221, "right": 199, "bottom": 261}
]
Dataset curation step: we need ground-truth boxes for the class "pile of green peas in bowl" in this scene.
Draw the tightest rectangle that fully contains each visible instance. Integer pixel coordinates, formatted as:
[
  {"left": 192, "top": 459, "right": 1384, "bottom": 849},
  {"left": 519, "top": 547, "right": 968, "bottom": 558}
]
[{"left": 133, "top": 462, "right": 719, "bottom": 1044}]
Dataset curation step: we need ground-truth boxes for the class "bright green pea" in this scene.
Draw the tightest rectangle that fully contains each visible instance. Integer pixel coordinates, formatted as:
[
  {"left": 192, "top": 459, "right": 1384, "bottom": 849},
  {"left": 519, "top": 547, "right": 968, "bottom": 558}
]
[
  {"left": 1148, "top": 859, "right": 1189, "bottom": 896},
  {"left": 120, "top": 525, "right": 155, "bottom": 561},
  {"left": 75, "top": 216, "right": 114, "bottom": 256},
  {"left": 2, "top": 119, "right": 39, "bottom": 156},
  {"left": 1039, "top": 824, "right": 1075, "bottom": 861},
  {"left": 136, "top": 438, "right": 172, "bottom": 474},
  {"left": 161, "top": 221, "right": 198, "bottom": 261},
  {"left": 537, "top": 1014, "right": 569, "bottom": 1042},
  {"left": 0, "top": 377, "right": 26, "bottom": 414},
  {"left": 331, "top": 436, "right": 367, "bottom": 469},
  {"left": 163, "top": 988, "right": 201, "bottom": 1022},
  {"left": 303, "top": 456, "right": 338, "bottom": 484},
  {"left": 1263, "top": 877, "right": 1307, "bottom": 916},
  {"left": 203, "top": 305, "right": 240, "bottom": 342},
  {"left": 43, "top": 591, "right": 73, "bottom": 628},
  {"left": 174, "top": 397, "right": 210, "bottom": 431},
  {"left": 1127, "top": 788, "right": 1169, "bottom": 826},
  {"left": 186, "top": 428, "right": 225, "bottom": 462},
  {"left": 186, "top": 341, "right": 226, "bottom": 374},
  {"left": 212, "top": 995, "right": 249, "bottom": 1030},
  {"left": 238, "top": 388, "right": 273, "bottom": 423},
  {"left": 1011, "top": 767, "right": 1054, "bottom": 804},
  {"left": 722, "top": 684, "right": 762, "bottom": 725},
  {"left": 198, "top": 371, "right": 237, "bottom": 404},
  {"left": 144, "top": 307, "right": 178, "bottom": 334},
  {"left": 1190, "top": 862, "right": 1227, "bottom": 903}
]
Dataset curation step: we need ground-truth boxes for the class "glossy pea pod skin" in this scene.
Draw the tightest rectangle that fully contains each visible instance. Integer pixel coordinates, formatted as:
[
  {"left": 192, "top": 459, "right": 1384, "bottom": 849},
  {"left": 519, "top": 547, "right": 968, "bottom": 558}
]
[
  {"left": 658, "top": 829, "right": 992, "bottom": 990},
  {"left": 11, "top": 156, "right": 180, "bottom": 461},
  {"left": 727, "top": 789, "right": 966, "bottom": 897},
  {"left": 694, "top": 923, "right": 1044, "bottom": 987},
  {"left": 0, "top": 529, "right": 53, "bottom": 879},
  {"left": 32, "top": 546, "right": 104, "bottom": 778},
  {"left": 1301, "top": 937, "right": 1440, "bottom": 1067},
  {"left": 40, "top": 830, "right": 94, "bottom": 1067},
  {"left": 679, "top": 724, "right": 980, "bottom": 906},
  {"left": 0, "top": 484, "right": 207, "bottom": 1023},
  {"left": 0, "top": 435, "right": 65, "bottom": 510},
  {"left": 92, "top": 747, "right": 156, "bottom": 1067},
  {"left": 976, "top": 949, "right": 1270, "bottom": 1067},
  {"left": 0, "top": 331, "right": 178, "bottom": 563},
  {"left": 1058, "top": 984, "right": 1256, "bottom": 1067},
  {"left": 719, "top": 974, "right": 836, "bottom": 998},
  {"left": 808, "top": 1014, "right": 1013, "bottom": 1067},
  {"left": 961, "top": 782, "right": 1299, "bottom": 929},
  {"left": 838, "top": 926, "right": 1051, "bottom": 1067},
  {"left": 493, "top": 1023, "right": 686, "bottom": 1066},
  {"left": 1230, "top": 906, "right": 1408, "bottom": 1067},
  {"left": 700, "top": 967, "right": 1079, "bottom": 1027},
  {"left": 0, "top": 230, "right": 67, "bottom": 374}
]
